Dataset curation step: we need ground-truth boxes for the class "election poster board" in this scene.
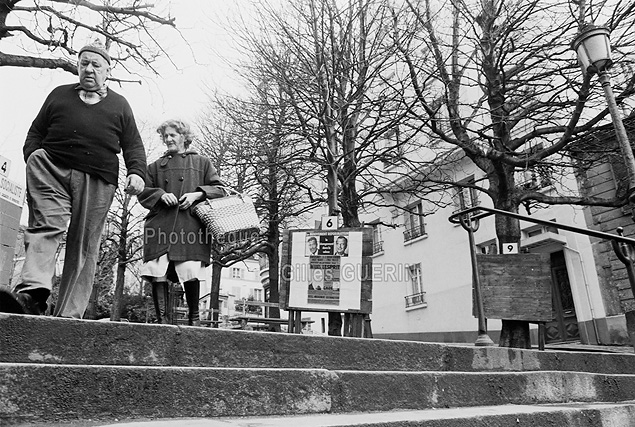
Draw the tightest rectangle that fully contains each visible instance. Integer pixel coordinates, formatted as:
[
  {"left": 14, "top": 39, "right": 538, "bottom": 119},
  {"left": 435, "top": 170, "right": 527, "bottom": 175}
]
[
  {"left": 280, "top": 228, "right": 372, "bottom": 314},
  {"left": 476, "top": 253, "right": 553, "bottom": 322},
  {"left": 0, "top": 174, "right": 25, "bottom": 286}
]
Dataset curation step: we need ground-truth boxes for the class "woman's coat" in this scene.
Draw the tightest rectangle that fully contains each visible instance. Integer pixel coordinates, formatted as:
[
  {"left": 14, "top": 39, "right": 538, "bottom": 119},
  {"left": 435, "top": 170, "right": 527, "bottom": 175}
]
[{"left": 138, "top": 150, "right": 224, "bottom": 264}]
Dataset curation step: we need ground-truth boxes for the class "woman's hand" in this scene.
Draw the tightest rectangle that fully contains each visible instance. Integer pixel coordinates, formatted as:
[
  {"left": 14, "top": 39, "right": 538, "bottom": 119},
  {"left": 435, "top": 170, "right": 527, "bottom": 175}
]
[
  {"left": 160, "top": 193, "right": 179, "bottom": 207},
  {"left": 179, "top": 191, "right": 205, "bottom": 210}
]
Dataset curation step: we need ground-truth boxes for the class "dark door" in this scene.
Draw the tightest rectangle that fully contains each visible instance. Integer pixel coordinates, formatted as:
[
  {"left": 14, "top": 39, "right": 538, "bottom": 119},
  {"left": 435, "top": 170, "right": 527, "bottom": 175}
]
[{"left": 545, "top": 250, "right": 580, "bottom": 343}]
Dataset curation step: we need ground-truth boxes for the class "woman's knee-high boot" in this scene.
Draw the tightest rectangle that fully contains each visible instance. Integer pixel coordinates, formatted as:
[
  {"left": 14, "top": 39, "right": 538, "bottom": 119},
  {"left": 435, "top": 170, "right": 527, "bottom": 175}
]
[
  {"left": 184, "top": 279, "right": 200, "bottom": 326},
  {"left": 152, "top": 281, "right": 171, "bottom": 324}
]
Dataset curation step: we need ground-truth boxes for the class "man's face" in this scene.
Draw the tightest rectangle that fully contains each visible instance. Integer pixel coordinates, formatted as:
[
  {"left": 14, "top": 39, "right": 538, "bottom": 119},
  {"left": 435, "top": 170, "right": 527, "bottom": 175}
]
[
  {"left": 336, "top": 238, "right": 347, "bottom": 254},
  {"left": 308, "top": 239, "right": 317, "bottom": 253},
  {"left": 78, "top": 52, "right": 110, "bottom": 91}
]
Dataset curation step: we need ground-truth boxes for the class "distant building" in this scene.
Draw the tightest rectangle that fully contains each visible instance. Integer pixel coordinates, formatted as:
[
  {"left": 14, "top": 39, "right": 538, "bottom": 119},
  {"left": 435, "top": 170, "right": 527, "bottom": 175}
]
[{"left": 358, "top": 118, "right": 635, "bottom": 346}]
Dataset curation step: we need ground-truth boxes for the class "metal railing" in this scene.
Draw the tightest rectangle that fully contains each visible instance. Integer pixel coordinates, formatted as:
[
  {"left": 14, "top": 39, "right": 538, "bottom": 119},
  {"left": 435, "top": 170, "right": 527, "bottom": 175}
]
[
  {"left": 448, "top": 205, "right": 635, "bottom": 246},
  {"left": 405, "top": 291, "right": 426, "bottom": 308},
  {"left": 403, "top": 224, "right": 426, "bottom": 242}
]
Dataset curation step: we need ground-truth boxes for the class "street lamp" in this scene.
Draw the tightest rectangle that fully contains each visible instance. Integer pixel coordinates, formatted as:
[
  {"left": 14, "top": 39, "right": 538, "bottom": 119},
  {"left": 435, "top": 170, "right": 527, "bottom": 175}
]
[
  {"left": 573, "top": 24, "right": 635, "bottom": 347},
  {"left": 572, "top": 24, "right": 635, "bottom": 212}
]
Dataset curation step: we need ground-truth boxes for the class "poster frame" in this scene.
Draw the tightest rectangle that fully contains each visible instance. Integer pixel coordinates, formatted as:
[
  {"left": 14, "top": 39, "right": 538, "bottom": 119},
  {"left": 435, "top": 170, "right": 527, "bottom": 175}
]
[{"left": 279, "top": 227, "right": 373, "bottom": 314}]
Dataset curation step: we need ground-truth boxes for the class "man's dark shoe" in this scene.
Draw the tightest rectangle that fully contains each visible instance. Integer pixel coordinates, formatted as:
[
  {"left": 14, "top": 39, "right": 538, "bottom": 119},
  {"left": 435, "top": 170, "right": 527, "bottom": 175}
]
[{"left": 0, "top": 286, "right": 42, "bottom": 315}]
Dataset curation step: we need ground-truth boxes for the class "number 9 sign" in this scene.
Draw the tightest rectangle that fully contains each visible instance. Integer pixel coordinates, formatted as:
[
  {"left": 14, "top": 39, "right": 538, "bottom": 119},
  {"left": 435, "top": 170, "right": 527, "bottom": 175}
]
[{"left": 502, "top": 242, "right": 519, "bottom": 254}]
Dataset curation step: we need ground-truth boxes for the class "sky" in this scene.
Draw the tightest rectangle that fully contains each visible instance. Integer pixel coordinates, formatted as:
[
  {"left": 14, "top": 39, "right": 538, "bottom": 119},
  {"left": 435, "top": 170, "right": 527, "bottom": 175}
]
[{"left": 0, "top": 0, "right": 254, "bottom": 187}]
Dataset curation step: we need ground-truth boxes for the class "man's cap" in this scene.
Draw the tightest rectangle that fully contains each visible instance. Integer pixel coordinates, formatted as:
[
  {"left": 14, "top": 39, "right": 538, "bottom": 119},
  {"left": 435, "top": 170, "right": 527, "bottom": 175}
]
[{"left": 78, "top": 42, "right": 111, "bottom": 65}]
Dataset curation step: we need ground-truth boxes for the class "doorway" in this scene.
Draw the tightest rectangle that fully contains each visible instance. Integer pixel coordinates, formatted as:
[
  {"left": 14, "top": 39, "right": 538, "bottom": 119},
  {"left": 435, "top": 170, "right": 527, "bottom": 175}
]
[{"left": 544, "top": 250, "right": 580, "bottom": 343}]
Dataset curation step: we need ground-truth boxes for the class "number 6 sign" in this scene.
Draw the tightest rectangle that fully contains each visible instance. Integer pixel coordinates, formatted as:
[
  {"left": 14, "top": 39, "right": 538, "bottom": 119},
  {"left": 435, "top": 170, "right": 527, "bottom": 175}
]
[{"left": 322, "top": 216, "right": 338, "bottom": 230}]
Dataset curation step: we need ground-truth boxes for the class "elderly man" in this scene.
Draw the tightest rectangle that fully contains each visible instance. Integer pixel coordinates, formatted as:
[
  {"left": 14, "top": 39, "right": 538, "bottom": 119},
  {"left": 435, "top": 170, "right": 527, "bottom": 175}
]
[{"left": 0, "top": 41, "right": 146, "bottom": 318}]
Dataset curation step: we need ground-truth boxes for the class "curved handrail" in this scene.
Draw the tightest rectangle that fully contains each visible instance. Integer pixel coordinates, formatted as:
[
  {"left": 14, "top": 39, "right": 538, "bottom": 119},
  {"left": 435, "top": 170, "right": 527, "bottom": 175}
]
[{"left": 448, "top": 205, "right": 635, "bottom": 246}]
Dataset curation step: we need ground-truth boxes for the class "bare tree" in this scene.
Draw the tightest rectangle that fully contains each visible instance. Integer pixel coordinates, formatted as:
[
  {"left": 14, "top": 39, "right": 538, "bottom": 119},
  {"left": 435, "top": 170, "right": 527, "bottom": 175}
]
[
  {"left": 222, "top": 0, "right": 441, "bottom": 335},
  {"left": 393, "top": 0, "right": 635, "bottom": 347},
  {"left": 85, "top": 229, "right": 117, "bottom": 319},
  {"left": 0, "top": 0, "right": 177, "bottom": 80},
  {"left": 232, "top": 0, "right": 421, "bottom": 226},
  {"left": 108, "top": 189, "right": 144, "bottom": 321},
  {"left": 197, "top": 79, "right": 323, "bottom": 327}
]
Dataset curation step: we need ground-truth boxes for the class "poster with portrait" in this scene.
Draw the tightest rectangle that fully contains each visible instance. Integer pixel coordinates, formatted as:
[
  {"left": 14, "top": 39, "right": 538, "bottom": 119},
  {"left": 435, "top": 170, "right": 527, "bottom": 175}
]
[{"left": 281, "top": 228, "right": 372, "bottom": 313}]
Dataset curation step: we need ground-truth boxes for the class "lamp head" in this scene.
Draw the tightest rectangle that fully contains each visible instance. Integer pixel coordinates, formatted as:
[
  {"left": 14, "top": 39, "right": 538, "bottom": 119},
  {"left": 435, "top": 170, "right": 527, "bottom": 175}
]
[{"left": 572, "top": 24, "right": 613, "bottom": 75}]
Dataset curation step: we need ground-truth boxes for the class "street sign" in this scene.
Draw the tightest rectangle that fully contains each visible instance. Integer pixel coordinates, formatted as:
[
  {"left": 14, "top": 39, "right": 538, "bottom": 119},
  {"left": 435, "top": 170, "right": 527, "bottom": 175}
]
[
  {"left": 0, "top": 155, "right": 10, "bottom": 177},
  {"left": 476, "top": 254, "right": 553, "bottom": 322},
  {"left": 321, "top": 216, "right": 338, "bottom": 230},
  {"left": 502, "top": 242, "right": 519, "bottom": 254},
  {"left": 0, "top": 176, "right": 25, "bottom": 206}
]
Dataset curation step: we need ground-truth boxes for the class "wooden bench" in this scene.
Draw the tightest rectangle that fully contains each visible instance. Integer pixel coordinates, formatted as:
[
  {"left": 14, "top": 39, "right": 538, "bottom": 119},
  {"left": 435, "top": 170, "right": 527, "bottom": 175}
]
[{"left": 229, "top": 315, "right": 314, "bottom": 331}]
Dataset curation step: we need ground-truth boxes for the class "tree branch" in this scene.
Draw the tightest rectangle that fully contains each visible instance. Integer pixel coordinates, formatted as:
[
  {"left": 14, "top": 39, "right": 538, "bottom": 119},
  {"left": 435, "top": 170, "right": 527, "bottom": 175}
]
[{"left": 0, "top": 50, "right": 76, "bottom": 72}]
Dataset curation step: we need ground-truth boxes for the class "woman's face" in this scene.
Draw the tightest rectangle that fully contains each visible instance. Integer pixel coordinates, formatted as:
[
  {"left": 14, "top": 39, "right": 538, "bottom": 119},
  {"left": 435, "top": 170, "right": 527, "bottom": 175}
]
[{"left": 162, "top": 126, "right": 186, "bottom": 154}]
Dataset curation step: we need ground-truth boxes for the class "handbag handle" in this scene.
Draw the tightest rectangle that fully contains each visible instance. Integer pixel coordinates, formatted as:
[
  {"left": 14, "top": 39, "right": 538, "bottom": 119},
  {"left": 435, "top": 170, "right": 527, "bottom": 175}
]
[
  {"left": 218, "top": 186, "right": 241, "bottom": 196},
  {"left": 216, "top": 186, "right": 250, "bottom": 200}
]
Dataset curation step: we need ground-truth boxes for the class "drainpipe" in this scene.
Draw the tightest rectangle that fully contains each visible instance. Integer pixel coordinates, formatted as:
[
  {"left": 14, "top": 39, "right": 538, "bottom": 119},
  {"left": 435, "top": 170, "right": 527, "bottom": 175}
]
[{"left": 563, "top": 245, "right": 602, "bottom": 345}]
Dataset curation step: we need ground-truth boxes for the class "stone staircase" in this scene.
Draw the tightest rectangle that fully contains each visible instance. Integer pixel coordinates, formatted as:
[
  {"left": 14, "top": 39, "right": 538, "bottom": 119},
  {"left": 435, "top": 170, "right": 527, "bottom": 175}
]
[{"left": 2, "top": 314, "right": 635, "bottom": 426}]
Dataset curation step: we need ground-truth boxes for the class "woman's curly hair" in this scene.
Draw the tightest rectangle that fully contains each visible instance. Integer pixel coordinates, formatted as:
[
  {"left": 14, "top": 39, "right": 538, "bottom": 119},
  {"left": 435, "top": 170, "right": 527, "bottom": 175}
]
[{"left": 157, "top": 119, "right": 195, "bottom": 148}]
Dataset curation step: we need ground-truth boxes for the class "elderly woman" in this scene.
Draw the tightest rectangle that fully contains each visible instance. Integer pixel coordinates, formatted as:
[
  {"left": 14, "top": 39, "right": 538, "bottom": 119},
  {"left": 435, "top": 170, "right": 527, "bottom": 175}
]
[{"left": 138, "top": 119, "right": 224, "bottom": 325}]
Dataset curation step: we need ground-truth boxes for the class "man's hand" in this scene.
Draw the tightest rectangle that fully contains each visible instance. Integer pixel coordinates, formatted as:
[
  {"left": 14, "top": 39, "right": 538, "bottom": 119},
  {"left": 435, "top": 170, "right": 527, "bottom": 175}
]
[{"left": 125, "top": 174, "right": 145, "bottom": 195}]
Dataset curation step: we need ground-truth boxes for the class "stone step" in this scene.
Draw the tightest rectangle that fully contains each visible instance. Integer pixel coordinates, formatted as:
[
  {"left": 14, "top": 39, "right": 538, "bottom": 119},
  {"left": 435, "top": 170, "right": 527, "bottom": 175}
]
[
  {"left": 2, "top": 314, "right": 634, "bottom": 374},
  {"left": 10, "top": 403, "right": 635, "bottom": 427},
  {"left": 3, "top": 362, "right": 635, "bottom": 425},
  {"left": 103, "top": 402, "right": 635, "bottom": 427},
  {"left": 87, "top": 402, "right": 635, "bottom": 427}
]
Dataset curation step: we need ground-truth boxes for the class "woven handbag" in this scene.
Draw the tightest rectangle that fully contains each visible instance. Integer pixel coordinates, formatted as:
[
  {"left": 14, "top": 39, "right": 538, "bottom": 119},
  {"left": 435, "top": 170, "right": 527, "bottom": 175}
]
[{"left": 193, "top": 187, "right": 260, "bottom": 245}]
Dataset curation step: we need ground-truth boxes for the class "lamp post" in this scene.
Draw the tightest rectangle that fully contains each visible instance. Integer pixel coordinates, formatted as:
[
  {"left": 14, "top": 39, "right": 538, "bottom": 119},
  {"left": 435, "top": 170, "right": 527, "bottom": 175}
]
[
  {"left": 573, "top": 25, "right": 635, "bottom": 346},
  {"left": 572, "top": 25, "right": 635, "bottom": 212}
]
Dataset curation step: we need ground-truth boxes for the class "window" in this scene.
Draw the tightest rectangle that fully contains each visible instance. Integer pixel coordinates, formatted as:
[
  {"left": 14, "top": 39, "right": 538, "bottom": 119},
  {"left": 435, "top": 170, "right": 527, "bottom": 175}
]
[
  {"left": 453, "top": 176, "right": 480, "bottom": 214},
  {"left": 380, "top": 126, "right": 404, "bottom": 169},
  {"left": 608, "top": 158, "right": 633, "bottom": 215},
  {"left": 517, "top": 167, "right": 553, "bottom": 190},
  {"left": 477, "top": 239, "right": 499, "bottom": 254},
  {"left": 515, "top": 144, "right": 553, "bottom": 190},
  {"left": 403, "top": 202, "right": 426, "bottom": 242},
  {"left": 405, "top": 263, "right": 426, "bottom": 308},
  {"left": 523, "top": 222, "right": 559, "bottom": 239},
  {"left": 252, "top": 289, "right": 263, "bottom": 301},
  {"left": 369, "top": 222, "right": 384, "bottom": 254},
  {"left": 231, "top": 267, "right": 243, "bottom": 279}
]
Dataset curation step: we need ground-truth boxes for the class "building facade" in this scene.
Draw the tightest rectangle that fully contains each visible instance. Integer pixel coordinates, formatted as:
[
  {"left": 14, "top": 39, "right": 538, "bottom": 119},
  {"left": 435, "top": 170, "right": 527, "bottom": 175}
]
[{"left": 365, "top": 153, "right": 631, "bottom": 346}]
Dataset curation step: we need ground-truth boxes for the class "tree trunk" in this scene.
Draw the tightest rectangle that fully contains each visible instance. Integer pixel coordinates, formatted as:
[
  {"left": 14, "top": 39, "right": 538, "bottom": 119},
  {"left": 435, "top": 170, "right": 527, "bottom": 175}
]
[
  {"left": 494, "top": 196, "right": 531, "bottom": 348},
  {"left": 111, "top": 261, "right": 126, "bottom": 321},
  {"left": 210, "top": 255, "right": 222, "bottom": 327},
  {"left": 85, "top": 282, "right": 100, "bottom": 320},
  {"left": 267, "top": 235, "right": 282, "bottom": 332},
  {"left": 111, "top": 194, "right": 130, "bottom": 321}
]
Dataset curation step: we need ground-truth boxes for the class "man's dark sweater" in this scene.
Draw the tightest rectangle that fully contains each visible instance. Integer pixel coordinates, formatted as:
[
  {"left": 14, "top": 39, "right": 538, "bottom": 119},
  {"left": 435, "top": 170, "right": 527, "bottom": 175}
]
[{"left": 23, "top": 84, "right": 146, "bottom": 185}]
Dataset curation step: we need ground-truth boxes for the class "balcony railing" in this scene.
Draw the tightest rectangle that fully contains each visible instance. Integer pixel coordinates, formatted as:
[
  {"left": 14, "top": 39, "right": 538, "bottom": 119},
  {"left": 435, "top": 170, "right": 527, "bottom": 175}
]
[
  {"left": 372, "top": 240, "right": 384, "bottom": 254},
  {"left": 403, "top": 224, "right": 426, "bottom": 242},
  {"left": 405, "top": 291, "right": 427, "bottom": 308}
]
